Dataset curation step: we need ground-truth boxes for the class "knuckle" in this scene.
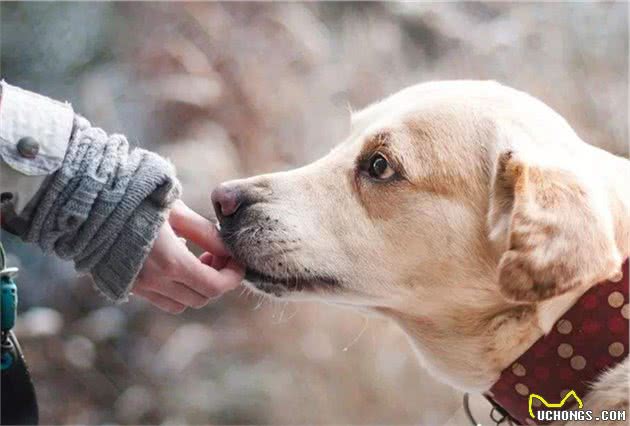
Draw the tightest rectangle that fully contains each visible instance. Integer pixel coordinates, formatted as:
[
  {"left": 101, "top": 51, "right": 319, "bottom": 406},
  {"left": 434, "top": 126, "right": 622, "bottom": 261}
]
[{"left": 164, "top": 258, "right": 181, "bottom": 273}]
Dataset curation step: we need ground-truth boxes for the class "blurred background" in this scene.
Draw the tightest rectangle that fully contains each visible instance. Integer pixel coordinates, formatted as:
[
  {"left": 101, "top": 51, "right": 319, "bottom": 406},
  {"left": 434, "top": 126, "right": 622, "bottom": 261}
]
[{"left": 0, "top": 2, "right": 627, "bottom": 424}]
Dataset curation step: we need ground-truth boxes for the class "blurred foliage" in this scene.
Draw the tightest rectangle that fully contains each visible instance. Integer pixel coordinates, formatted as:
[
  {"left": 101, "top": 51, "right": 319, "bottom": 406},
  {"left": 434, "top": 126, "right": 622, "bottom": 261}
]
[{"left": 0, "top": 2, "right": 627, "bottom": 425}]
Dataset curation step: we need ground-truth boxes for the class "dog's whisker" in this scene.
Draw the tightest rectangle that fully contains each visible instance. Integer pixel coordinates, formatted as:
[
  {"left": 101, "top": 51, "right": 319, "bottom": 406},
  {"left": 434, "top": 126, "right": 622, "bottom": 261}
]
[
  {"left": 254, "top": 294, "right": 265, "bottom": 310},
  {"left": 274, "top": 301, "right": 289, "bottom": 324},
  {"left": 238, "top": 285, "right": 248, "bottom": 298},
  {"left": 284, "top": 303, "right": 299, "bottom": 321},
  {"left": 341, "top": 314, "right": 369, "bottom": 352}
]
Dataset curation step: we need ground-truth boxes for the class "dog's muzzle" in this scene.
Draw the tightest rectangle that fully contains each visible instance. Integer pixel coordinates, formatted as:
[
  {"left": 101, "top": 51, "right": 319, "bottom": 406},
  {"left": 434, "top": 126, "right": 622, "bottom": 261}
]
[{"left": 212, "top": 181, "right": 339, "bottom": 297}]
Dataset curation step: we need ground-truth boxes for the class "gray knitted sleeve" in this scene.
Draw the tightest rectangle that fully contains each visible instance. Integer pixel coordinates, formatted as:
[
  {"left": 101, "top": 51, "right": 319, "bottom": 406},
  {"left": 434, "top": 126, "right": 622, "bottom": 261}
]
[{"left": 20, "top": 116, "right": 181, "bottom": 302}]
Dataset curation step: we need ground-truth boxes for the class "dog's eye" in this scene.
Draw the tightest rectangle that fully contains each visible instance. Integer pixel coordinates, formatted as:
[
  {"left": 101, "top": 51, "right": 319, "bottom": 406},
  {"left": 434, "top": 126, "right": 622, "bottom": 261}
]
[{"left": 367, "top": 153, "right": 395, "bottom": 180}]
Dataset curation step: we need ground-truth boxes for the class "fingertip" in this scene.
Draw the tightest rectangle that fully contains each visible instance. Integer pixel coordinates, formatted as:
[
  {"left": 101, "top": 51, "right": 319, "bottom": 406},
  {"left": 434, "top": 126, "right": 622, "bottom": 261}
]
[
  {"left": 218, "top": 259, "right": 245, "bottom": 291},
  {"left": 199, "top": 252, "right": 214, "bottom": 266},
  {"left": 206, "top": 226, "right": 231, "bottom": 257},
  {"left": 171, "top": 305, "right": 187, "bottom": 315},
  {"left": 191, "top": 298, "right": 211, "bottom": 309},
  {"left": 199, "top": 252, "right": 232, "bottom": 270}
]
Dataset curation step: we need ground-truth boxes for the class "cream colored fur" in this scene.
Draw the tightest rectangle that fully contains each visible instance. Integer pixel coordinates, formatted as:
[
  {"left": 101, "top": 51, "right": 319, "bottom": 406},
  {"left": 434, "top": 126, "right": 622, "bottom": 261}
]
[{"left": 218, "top": 81, "right": 630, "bottom": 424}]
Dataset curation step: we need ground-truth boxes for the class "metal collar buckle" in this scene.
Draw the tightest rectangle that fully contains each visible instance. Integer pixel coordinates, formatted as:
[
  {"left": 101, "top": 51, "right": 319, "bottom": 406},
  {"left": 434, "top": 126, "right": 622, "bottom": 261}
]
[{"left": 463, "top": 393, "right": 515, "bottom": 426}]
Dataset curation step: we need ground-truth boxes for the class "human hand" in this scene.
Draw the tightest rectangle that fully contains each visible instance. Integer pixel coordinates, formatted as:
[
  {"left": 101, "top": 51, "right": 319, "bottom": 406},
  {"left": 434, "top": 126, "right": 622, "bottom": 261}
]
[{"left": 133, "top": 200, "right": 244, "bottom": 313}]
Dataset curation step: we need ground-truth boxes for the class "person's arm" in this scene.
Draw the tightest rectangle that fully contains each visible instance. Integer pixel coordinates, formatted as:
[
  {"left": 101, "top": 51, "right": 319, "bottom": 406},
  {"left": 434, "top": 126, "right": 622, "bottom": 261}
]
[
  {"left": 0, "top": 81, "right": 243, "bottom": 312},
  {"left": 0, "top": 81, "right": 73, "bottom": 217}
]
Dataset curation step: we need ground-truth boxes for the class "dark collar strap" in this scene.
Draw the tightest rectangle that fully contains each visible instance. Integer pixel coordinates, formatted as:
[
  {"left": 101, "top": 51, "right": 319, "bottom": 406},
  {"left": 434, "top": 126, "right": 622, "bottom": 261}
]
[{"left": 486, "top": 260, "right": 629, "bottom": 425}]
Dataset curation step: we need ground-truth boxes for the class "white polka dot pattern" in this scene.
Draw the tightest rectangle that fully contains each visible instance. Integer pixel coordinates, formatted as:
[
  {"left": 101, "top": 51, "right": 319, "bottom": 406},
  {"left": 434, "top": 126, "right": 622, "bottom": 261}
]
[
  {"left": 515, "top": 383, "right": 529, "bottom": 396},
  {"left": 557, "top": 343, "right": 573, "bottom": 359},
  {"left": 486, "top": 260, "right": 628, "bottom": 426},
  {"left": 556, "top": 319, "right": 572, "bottom": 334},
  {"left": 570, "top": 355, "right": 586, "bottom": 370},
  {"left": 608, "top": 291, "right": 624, "bottom": 308},
  {"left": 512, "top": 363, "right": 526, "bottom": 377},
  {"left": 609, "top": 342, "right": 624, "bottom": 357}
]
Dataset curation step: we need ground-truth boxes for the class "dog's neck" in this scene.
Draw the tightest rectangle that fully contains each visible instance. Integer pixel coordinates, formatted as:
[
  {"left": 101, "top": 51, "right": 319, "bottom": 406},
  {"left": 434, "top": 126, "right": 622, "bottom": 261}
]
[
  {"left": 607, "top": 153, "right": 630, "bottom": 257},
  {"left": 380, "top": 269, "right": 542, "bottom": 393},
  {"left": 383, "top": 151, "right": 630, "bottom": 393}
]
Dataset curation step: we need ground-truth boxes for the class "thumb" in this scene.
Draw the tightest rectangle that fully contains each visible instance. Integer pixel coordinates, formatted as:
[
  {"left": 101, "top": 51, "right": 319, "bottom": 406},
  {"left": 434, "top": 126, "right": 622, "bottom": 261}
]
[{"left": 169, "top": 200, "right": 230, "bottom": 256}]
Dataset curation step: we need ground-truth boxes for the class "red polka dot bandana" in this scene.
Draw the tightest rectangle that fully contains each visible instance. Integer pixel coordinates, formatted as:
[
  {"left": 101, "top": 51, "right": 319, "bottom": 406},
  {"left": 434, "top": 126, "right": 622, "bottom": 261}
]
[{"left": 487, "top": 260, "right": 629, "bottom": 425}]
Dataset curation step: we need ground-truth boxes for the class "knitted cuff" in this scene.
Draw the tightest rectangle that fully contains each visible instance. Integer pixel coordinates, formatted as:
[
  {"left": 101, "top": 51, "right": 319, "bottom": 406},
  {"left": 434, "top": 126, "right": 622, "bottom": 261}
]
[
  {"left": 90, "top": 198, "right": 167, "bottom": 302},
  {"left": 21, "top": 115, "right": 181, "bottom": 302}
]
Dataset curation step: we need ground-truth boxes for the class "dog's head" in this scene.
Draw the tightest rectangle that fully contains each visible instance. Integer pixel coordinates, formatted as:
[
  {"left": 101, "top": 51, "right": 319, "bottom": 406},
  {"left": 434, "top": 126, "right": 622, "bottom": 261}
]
[{"left": 213, "top": 81, "right": 623, "bottom": 310}]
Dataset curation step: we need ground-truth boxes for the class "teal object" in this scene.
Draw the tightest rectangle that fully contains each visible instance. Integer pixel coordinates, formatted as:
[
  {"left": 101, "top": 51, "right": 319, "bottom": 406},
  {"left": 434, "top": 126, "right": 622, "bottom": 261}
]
[
  {"left": 1, "top": 275, "right": 17, "bottom": 333},
  {"left": 0, "top": 242, "right": 39, "bottom": 424},
  {"left": 1, "top": 241, "right": 17, "bottom": 334},
  {"left": 1, "top": 351, "right": 13, "bottom": 370}
]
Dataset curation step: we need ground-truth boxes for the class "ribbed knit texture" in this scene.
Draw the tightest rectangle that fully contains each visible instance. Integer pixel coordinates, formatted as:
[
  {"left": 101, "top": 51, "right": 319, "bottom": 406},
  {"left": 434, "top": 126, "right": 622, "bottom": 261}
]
[{"left": 20, "top": 116, "right": 181, "bottom": 302}]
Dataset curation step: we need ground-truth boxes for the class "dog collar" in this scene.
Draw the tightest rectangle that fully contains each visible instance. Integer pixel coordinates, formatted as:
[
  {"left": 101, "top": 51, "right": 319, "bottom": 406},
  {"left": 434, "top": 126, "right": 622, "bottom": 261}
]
[{"left": 485, "top": 259, "right": 629, "bottom": 425}]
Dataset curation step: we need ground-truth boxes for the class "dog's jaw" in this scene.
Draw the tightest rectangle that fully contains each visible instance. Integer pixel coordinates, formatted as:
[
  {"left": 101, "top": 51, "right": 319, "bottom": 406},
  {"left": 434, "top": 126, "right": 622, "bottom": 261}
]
[
  {"left": 243, "top": 267, "right": 340, "bottom": 297},
  {"left": 215, "top": 202, "right": 346, "bottom": 299}
]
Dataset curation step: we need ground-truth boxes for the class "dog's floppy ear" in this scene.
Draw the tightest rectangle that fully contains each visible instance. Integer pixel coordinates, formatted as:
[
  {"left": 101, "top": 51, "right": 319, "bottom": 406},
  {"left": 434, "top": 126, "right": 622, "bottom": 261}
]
[{"left": 488, "top": 150, "right": 622, "bottom": 303}]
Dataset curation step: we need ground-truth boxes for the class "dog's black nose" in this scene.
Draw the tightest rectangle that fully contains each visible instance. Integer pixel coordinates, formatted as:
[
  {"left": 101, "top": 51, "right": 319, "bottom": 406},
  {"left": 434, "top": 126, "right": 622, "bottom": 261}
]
[{"left": 212, "top": 183, "right": 243, "bottom": 221}]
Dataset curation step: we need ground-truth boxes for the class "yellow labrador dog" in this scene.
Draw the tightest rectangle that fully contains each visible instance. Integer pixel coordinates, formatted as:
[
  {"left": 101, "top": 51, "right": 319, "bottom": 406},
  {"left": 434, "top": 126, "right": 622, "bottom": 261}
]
[{"left": 212, "top": 81, "right": 629, "bottom": 424}]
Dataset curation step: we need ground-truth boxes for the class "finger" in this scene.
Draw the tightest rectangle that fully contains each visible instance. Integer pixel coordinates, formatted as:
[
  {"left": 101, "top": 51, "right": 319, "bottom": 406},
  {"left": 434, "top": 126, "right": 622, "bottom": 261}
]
[
  {"left": 134, "top": 288, "right": 187, "bottom": 314},
  {"left": 152, "top": 280, "right": 210, "bottom": 309},
  {"left": 169, "top": 200, "right": 229, "bottom": 256},
  {"left": 200, "top": 252, "right": 229, "bottom": 270},
  {"left": 183, "top": 256, "right": 245, "bottom": 297}
]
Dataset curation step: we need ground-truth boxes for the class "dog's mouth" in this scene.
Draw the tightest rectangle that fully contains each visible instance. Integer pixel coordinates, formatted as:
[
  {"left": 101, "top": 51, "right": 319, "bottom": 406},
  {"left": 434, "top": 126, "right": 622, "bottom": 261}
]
[
  {"left": 217, "top": 219, "right": 340, "bottom": 297},
  {"left": 244, "top": 267, "right": 339, "bottom": 297}
]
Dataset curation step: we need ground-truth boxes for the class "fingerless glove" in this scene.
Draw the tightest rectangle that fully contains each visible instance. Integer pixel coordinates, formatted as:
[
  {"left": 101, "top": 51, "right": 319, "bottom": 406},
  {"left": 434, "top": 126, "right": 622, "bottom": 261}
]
[{"left": 20, "top": 116, "right": 181, "bottom": 301}]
